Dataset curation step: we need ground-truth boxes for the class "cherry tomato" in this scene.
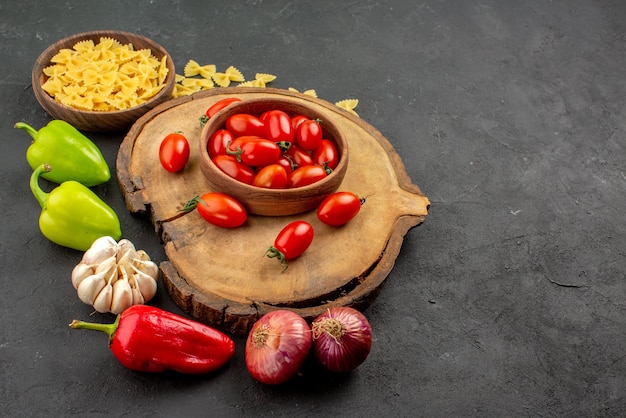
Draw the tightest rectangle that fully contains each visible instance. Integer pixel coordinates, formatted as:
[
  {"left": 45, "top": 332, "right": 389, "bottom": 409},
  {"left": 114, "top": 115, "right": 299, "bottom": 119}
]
[
  {"left": 259, "top": 110, "right": 272, "bottom": 122},
  {"left": 264, "top": 109, "right": 294, "bottom": 143},
  {"left": 207, "top": 129, "right": 235, "bottom": 158},
  {"left": 159, "top": 132, "right": 190, "bottom": 172},
  {"left": 194, "top": 192, "right": 247, "bottom": 228},
  {"left": 276, "top": 156, "right": 295, "bottom": 175},
  {"left": 287, "top": 165, "right": 327, "bottom": 188},
  {"left": 284, "top": 144, "right": 313, "bottom": 168},
  {"left": 312, "top": 139, "right": 339, "bottom": 170},
  {"left": 200, "top": 97, "right": 241, "bottom": 125},
  {"left": 253, "top": 164, "right": 288, "bottom": 189},
  {"left": 226, "top": 113, "right": 266, "bottom": 137},
  {"left": 266, "top": 220, "right": 314, "bottom": 269},
  {"left": 211, "top": 154, "right": 256, "bottom": 184},
  {"left": 229, "top": 135, "right": 268, "bottom": 149},
  {"left": 227, "top": 137, "right": 281, "bottom": 167},
  {"left": 316, "top": 192, "right": 364, "bottom": 226},
  {"left": 290, "top": 114, "right": 310, "bottom": 131},
  {"left": 295, "top": 119, "right": 323, "bottom": 151}
]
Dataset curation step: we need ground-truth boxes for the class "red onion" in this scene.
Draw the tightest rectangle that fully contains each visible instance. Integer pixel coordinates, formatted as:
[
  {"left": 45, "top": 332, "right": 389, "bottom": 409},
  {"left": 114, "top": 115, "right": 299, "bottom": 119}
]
[
  {"left": 311, "top": 307, "right": 372, "bottom": 373},
  {"left": 245, "top": 310, "right": 312, "bottom": 384}
]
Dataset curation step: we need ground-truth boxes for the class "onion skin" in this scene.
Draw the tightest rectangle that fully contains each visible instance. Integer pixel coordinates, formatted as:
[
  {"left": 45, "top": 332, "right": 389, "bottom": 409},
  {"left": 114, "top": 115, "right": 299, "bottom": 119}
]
[
  {"left": 245, "top": 310, "right": 312, "bottom": 384},
  {"left": 311, "top": 307, "right": 372, "bottom": 373}
]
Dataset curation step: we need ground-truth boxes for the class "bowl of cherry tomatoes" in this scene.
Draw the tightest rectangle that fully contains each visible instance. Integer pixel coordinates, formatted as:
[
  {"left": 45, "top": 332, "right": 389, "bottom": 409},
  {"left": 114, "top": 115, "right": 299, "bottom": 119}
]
[{"left": 198, "top": 96, "right": 348, "bottom": 216}]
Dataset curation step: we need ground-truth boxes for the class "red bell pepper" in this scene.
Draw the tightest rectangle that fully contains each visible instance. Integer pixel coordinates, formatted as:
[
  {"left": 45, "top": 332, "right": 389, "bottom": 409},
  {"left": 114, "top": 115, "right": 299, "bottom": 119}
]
[{"left": 69, "top": 305, "right": 235, "bottom": 374}]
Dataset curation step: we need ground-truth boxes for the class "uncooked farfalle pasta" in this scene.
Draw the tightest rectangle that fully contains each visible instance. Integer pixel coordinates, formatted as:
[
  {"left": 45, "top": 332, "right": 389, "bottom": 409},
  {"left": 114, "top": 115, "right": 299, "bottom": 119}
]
[
  {"left": 172, "top": 58, "right": 360, "bottom": 116},
  {"left": 41, "top": 37, "right": 169, "bottom": 111}
]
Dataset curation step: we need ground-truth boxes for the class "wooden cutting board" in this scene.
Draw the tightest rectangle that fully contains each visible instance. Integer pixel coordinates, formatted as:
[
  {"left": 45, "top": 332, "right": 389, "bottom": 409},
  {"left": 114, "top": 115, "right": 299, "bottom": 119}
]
[{"left": 117, "top": 87, "right": 430, "bottom": 336}]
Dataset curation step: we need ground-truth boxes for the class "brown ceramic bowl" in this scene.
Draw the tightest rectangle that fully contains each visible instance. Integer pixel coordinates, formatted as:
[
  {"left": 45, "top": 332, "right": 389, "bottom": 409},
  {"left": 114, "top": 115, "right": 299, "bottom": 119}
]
[
  {"left": 199, "top": 97, "right": 349, "bottom": 216},
  {"left": 32, "top": 30, "right": 175, "bottom": 132}
]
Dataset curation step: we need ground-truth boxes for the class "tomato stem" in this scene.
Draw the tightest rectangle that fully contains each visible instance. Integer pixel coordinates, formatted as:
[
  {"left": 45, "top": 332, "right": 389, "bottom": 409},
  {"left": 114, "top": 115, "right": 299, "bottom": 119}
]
[
  {"left": 265, "top": 246, "right": 288, "bottom": 271},
  {"left": 283, "top": 154, "right": 298, "bottom": 171},
  {"left": 225, "top": 141, "right": 243, "bottom": 162},
  {"left": 275, "top": 141, "right": 291, "bottom": 153},
  {"left": 179, "top": 195, "right": 203, "bottom": 212}
]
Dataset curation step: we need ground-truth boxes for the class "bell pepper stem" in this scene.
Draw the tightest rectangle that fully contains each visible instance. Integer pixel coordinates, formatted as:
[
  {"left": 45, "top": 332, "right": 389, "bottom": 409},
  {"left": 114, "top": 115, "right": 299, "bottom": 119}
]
[
  {"left": 69, "top": 315, "right": 121, "bottom": 343},
  {"left": 30, "top": 164, "right": 51, "bottom": 209},
  {"left": 14, "top": 122, "right": 39, "bottom": 140}
]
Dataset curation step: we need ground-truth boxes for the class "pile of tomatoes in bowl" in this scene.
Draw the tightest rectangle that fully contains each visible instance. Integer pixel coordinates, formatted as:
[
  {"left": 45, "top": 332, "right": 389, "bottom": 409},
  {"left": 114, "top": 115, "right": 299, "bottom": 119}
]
[
  {"left": 208, "top": 105, "right": 338, "bottom": 189},
  {"left": 198, "top": 97, "right": 349, "bottom": 216}
]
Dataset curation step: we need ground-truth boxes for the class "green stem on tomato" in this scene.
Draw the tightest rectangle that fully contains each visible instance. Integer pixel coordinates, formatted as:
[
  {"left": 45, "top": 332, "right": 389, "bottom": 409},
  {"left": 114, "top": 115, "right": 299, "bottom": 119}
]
[
  {"left": 275, "top": 141, "right": 291, "bottom": 153},
  {"left": 225, "top": 141, "right": 243, "bottom": 162},
  {"left": 179, "top": 195, "right": 204, "bottom": 213},
  {"left": 265, "top": 246, "right": 288, "bottom": 271}
]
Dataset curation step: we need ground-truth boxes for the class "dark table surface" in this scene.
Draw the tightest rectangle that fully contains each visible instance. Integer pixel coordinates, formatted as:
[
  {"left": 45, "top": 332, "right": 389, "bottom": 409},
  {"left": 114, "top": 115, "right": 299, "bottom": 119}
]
[{"left": 2, "top": 1, "right": 625, "bottom": 416}]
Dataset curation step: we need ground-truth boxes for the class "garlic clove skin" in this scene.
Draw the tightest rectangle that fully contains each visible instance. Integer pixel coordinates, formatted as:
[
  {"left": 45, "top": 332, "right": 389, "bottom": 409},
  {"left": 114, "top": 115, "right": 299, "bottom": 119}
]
[
  {"left": 116, "top": 247, "right": 136, "bottom": 268},
  {"left": 134, "top": 249, "right": 151, "bottom": 262},
  {"left": 94, "top": 255, "right": 117, "bottom": 276},
  {"left": 116, "top": 239, "right": 137, "bottom": 257},
  {"left": 131, "top": 266, "right": 158, "bottom": 301},
  {"left": 133, "top": 257, "right": 159, "bottom": 280},
  {"left": 130, "top": 285, "right": 145, "bottom": 306},
  {"left": 76, "top": 271, "right": 108, "bottom": 305},
  {"left": 71, "top": 263, "right": 95, "bottom": 289},
  {"left": 92, "top": 283, "right": 113, "bottom": 313},
  {"left": 110, "top": 278, "right": 133, "bottom": 314},
  {"left": 81, "top": 236, "right": 118, "bottom": 265}
]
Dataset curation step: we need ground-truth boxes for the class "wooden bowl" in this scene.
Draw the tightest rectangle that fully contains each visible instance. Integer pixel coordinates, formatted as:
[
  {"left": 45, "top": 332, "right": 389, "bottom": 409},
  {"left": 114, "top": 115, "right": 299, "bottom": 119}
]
[
  {"left": 199, "top": 97, "right": 349, "bottom": 216},
  {"left": 32, "top": 30, "right": 175, "bottom": 132}
]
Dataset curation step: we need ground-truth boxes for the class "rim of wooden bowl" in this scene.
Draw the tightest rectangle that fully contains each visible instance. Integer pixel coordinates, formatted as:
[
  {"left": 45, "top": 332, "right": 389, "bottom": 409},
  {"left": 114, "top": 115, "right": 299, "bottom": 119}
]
[
  {"left": 31, "top": 30, "right": 175, "bottom": 132},
  {"left": 199, "top": 97, "right": 349, "bottom": 215}
]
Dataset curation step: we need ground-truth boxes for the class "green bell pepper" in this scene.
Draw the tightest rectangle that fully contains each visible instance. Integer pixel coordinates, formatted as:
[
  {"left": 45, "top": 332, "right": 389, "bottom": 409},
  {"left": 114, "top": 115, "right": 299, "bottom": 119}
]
[
  {"left": 15, "top": 120, "right": 111, "bottom": 187},
  {"left": 30, "top": 164, "right": 122, "bottom": 251}
]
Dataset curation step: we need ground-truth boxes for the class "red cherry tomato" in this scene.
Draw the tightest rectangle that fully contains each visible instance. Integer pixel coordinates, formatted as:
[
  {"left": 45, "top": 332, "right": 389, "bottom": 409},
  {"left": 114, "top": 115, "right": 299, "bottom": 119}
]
[
  {"left": 316, "top": 192, "right": 364, "bottom": 226},
  {"left": 259, "top": 110, "right": 272, "bottom": 123},
  {"left": 227, "top": 137, "right": 281, "bottom": 167},
  {"left": 207, "top": 129, "right": 235, "bottom": 158},
  {"left": 226, "top": 113, "right": 266, "bottom": 137},
  {"left": 264, "top": 110, "right": 294, "bottom": 143},
  {"left": 229, "top": 135, "right": 268, "bottom": 148},
  {"left": 253, "top": 164, "right": 288, "bottom": 189},
  {"left": 276, "top": 156, "right": 295, "bottom": 175},
  {"left": 290, "top": 114, "right": 310, "bottom": 131},
  {"left": 312, "top": 139, "right": 339, "bottom": 170},
  {"left": 200, "top": 97, "right": 241, "bottom": 125},
  {"left": 295, "top": 119, "right": 323, "bottom": 151},
  {"left": 193, "top": 192, "right": 247, "bottom": 228},
  {"left": 266, "top": 220, "right": 314, "bottom": 268},
  {"left": 211, "top": 154, "right": 256, "bottom": 184},
  {"left": 159, "top": 132, "right": 190, "bottom": 172},
  {"left": 287, "top": 165, "right": 327, "bottom": 188},
  {"left": 284, "top": 144, "right": 313, "bottom": 168}
]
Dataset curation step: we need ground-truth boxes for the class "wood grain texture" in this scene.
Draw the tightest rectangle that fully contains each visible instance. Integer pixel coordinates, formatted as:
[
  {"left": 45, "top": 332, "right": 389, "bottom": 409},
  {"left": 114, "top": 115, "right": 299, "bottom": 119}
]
[{"left": 117, "top": 87, "right": 429, "bottom": 335}]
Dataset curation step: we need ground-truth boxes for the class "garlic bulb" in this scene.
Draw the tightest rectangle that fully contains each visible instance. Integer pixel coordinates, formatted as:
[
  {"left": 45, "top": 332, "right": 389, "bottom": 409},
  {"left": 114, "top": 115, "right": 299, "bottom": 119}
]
[{"left": 71, "top": 236, "right": 159, "bottom": 314}]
